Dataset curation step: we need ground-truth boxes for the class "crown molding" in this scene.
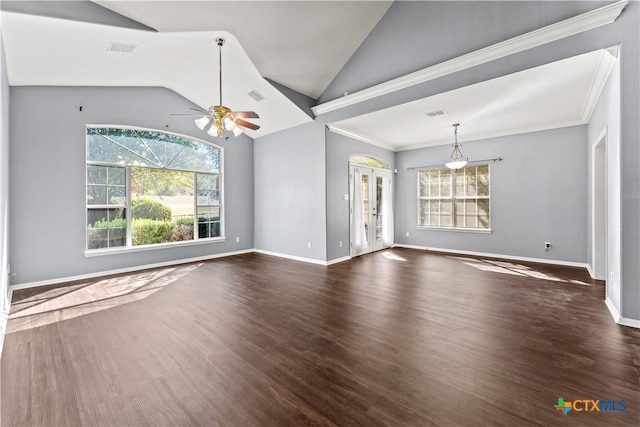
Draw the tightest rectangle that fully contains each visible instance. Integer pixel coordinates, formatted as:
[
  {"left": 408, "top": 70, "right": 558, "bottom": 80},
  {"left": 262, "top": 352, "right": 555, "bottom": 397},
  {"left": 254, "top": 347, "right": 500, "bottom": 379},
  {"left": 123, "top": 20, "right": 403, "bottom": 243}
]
[
  {"left": 580, "top": 47, "right": 618, "bottom": 122},
  {"left": 326, "top": 125, "right": 397, "bottom": 151},
  {"left": 312, "top": 0, "right": 628, "bottom": 116}
]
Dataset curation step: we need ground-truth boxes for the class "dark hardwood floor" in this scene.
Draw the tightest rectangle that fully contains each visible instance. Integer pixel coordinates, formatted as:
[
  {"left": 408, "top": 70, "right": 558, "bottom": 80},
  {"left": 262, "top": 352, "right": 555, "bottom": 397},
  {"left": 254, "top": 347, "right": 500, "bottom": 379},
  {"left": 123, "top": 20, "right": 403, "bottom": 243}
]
[{"left": 1, "top": 248, "right": 639, "bottom": 426}]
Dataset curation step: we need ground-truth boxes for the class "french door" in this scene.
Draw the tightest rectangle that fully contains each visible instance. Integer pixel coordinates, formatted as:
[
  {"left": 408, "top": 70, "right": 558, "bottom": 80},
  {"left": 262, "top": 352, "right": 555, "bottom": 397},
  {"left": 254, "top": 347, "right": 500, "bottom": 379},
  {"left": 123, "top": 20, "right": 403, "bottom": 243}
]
[{"left": 350, "top": 165, "right": 393, "bottom": 256}]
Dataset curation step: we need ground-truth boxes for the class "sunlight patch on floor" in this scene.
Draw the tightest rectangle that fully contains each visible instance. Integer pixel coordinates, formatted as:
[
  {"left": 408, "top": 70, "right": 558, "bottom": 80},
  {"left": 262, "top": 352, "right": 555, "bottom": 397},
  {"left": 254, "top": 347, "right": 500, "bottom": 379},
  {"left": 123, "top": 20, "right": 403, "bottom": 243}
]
[
  {"left": 381, "top": 251, "right": 407, "bottom": 262},
  {"left": 7, "top": 263, "right": 202, "bottom": 333},
  {"left": 448, "top": 256, "right": 593, "bottom": 285}
]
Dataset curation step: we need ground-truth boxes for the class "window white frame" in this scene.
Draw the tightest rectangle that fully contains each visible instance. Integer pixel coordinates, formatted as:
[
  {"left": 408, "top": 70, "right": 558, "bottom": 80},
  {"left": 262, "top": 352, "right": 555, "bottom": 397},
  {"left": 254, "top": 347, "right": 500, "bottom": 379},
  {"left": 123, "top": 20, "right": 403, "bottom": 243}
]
[
  {"left": 417, "top": 164, "right": 491, "bottom": 232},
  {"left": 85, "top": 125, "right": 225, "bottom": 255}
]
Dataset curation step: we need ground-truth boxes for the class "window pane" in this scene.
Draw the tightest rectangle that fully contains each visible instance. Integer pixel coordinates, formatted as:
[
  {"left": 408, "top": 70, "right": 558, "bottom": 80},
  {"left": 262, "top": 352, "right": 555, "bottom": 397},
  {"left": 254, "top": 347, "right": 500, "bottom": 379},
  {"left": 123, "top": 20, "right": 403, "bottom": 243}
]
[
  {"left": 87, "top": 228, "right": 108, "bottom": 250},
  {"left": 87, "top": 208, "right": 126, "bottom": 249},
  {"left": 197, "top": 174, "right": 220, "bottom": 206},
  {"left": 418, "top": 163, "right": 490, "bottom": 230},
  {"left": 466, "top": 169, "right": 477, "bottom": 196},
  {"left": 429, "top": 174, "right": 440, "bottom": 197},
  {"left": 349, "top": 155, "right": 388, "bottom": 169},
  {"left": 419, "top": 199, "right": 430, "bottom": 226},
  {"left": 87, "top": 127, "right": 221, "bottom": 174},
  {"left": 87, "top": 185, "right": 107, "bottom": 205},
  {"left": 130, "top": 168, "right": 195, "bottom": 246},
  {"left": 108, "top": 167, "right": 125, "bottom": 186},
  {"left": 442, "top": 179, "right": 451, "bottom": 198},
  {"left": 455, "top": 171, "right": 465, "bottom": 196},
  {"left": 455, "top": 200, "right": 465, "bottom": 227},
  {"left": 419, "top": 171, "right": 430, "bottom": 197},
  {"left": 478, "top": 199, "right": 490, "bottom": 228},
  {"left": 87, "top": 165, "right": 106, "bottom": 184},
  {"left": 477, "top": 165, "right": 490, "bottom": 196},
  {"left": 108, "top": 186, "right": 125, "bottom": 205},
  {"left": 87, "top": 127, "right": 223, "bottom": 251}
]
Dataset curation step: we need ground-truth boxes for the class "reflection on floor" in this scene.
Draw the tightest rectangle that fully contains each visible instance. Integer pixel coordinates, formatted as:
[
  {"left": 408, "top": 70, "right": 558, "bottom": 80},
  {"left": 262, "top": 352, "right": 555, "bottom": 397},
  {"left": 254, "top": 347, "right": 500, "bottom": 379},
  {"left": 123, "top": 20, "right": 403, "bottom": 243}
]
[
  {"left": 448, "top": 256, "right": 592, "bottom": 285},
  {"left": 7, "top": 263, "right": 201, "bottom": 333}
]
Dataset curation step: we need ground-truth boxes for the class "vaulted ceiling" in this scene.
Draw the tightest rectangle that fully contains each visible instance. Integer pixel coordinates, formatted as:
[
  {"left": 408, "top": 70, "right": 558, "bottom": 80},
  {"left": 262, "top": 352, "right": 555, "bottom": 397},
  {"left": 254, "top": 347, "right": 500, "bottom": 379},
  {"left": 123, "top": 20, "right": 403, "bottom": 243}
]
[
  {"left": 0, "top": 1, "right": 621, "bottom": 146},
  {"left": 1, "top": 1, "right": 392, "bottom": 138}
]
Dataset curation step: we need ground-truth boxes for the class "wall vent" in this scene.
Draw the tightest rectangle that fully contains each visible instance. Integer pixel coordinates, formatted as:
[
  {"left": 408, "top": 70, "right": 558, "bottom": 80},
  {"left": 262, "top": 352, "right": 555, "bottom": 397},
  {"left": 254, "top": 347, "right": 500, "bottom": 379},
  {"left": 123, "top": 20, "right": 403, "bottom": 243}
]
[
  {"left": 425, "top": 109, "right": 447, "bottom": 117},
  {"left": 107, "top": 42, "right": 137, "bottom": 53},
  {"left": 248, "top": 90, "right": 265, "bottom": 102}
]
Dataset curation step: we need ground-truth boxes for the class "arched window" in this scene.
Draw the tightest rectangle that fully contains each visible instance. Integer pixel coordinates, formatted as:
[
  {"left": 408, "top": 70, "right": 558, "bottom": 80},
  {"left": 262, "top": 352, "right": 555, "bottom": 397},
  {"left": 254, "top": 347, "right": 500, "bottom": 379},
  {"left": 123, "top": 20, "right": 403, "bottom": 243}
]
[
  {"left": 86, "top": 126, "right": 223, "bottom": 252},
  {"left": 348, "top": 155, "right": 388, "bottom": 169}
]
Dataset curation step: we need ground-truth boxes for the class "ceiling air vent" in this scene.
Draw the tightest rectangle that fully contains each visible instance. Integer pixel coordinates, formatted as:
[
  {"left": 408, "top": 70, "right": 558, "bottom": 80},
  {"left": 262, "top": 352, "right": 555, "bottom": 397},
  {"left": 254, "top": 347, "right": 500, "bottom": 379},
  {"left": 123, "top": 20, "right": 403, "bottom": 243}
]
[
  {"left": 107, "top": 42, "right": 137, "bottom": 53},
  {"left": 248, "top": 90, "right": 265, "bottom": 102},
  {"left": 425, "top": 109, "right": 447, "bottom": 118}
]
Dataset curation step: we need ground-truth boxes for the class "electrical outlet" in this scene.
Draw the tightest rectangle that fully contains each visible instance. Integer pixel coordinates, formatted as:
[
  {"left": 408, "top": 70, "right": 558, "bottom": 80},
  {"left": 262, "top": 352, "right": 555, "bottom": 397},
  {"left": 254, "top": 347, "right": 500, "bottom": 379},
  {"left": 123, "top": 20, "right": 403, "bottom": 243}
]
[
  {"left": 406, "top": 232, "right": 410, "bottom": 237},
  {"left": 235, "top": 237, "right": 240, "bottom": 243},
  {"left": 307, "top": 241, "right": 312, "bottom": 249},
  {"left": 545, "top": 242, "right": 551, "bottom": 252},
  {"left": 339, "top": 241, "right": 343, "bottom": 248}
]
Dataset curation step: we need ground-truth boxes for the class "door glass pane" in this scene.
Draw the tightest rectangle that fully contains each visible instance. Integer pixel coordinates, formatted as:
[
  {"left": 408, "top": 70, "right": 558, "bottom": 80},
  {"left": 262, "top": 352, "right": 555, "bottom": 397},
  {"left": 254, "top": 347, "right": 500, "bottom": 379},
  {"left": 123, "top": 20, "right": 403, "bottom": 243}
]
[
  {"left": 376, "top": 177, "right": 383, "bottom": 240},
  {"left": 362, "top": 174, "right": 369, "bottom": 238}
]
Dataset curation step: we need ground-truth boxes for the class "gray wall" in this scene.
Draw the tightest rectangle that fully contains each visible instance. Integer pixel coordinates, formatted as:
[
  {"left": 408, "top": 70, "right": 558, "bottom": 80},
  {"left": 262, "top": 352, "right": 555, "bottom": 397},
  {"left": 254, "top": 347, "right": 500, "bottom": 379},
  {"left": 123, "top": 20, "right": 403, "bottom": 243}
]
[
  {"left": 9, "top": 86, "right": 254, "bottom": 285},
  {"left": 395, "top": 126, "right": 588, "bottom": 263},
  {"left": 325, "top": 130, "right": 395, "bottom": 261},
  {"left": 319, "top": 1, "right": 609, "bottom": 104},
  {"left": 616, "top": 4, "right": 640, "bottom": 321},
  {"left": 587, "top": 57, "right": 621, "bottom": 311},
  {"left": 254, "top": 121, "right": 327, "bottom": 261}
]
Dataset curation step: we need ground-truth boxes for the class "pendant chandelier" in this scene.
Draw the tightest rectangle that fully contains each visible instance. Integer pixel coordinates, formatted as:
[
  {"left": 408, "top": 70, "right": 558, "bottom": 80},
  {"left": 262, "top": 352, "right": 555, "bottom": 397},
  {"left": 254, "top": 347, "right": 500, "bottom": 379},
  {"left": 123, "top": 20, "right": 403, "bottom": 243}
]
[{"left": 444, "top": 123, "right": 468, "bottom": 170}]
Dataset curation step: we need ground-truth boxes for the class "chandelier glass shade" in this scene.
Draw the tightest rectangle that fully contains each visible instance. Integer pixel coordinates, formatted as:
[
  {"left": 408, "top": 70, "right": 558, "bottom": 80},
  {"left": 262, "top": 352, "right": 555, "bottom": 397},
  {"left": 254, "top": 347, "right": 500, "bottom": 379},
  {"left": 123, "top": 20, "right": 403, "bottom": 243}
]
[{"left": 445, "top": 123, "right": 468, "bottom": 170}]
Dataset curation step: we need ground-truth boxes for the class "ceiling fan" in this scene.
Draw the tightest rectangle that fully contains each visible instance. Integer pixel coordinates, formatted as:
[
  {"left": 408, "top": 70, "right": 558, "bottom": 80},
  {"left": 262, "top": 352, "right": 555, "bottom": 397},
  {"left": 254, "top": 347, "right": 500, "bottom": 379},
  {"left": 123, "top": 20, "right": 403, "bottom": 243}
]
[{"left": 172, "top": 37, "right": 260, "bottom": 137}]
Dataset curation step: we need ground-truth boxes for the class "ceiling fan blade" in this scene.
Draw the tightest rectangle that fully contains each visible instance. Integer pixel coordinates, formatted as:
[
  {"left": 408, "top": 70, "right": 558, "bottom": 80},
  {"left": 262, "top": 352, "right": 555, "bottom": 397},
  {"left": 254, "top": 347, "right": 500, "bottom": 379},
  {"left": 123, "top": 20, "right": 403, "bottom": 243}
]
[
  {"left": 190, "top": 107, "right": 208, "bottom": 113},
  {"left": 171, "top": 113, "right": 208, "bottom": 117},
  {"left": 232, "top": 111, "right": 259, "bottom": 119},
  {"left": 235, "top": 118, "right": 260, "bottom": 131}
]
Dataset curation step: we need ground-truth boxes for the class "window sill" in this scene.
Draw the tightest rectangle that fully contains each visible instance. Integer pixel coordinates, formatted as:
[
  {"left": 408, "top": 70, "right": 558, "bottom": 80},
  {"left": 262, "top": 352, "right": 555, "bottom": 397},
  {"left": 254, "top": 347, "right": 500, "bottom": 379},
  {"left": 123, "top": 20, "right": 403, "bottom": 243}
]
[
  {"left": 84, "top": 237, "right": 227, "bottom": 257},
  {"left": 416, "top": 226, "right": 492, "bottom": 234}
]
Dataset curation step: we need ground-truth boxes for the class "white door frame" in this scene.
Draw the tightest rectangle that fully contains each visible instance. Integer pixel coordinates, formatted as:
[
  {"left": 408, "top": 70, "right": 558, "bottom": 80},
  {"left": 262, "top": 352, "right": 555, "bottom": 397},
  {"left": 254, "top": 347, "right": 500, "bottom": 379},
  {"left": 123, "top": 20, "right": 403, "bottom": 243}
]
[
  {"left": 349, "top": 164, "right": 392, "bottom": 256},
  {"left": 591, "top": 127, "right": 607, "bottom": 281}
]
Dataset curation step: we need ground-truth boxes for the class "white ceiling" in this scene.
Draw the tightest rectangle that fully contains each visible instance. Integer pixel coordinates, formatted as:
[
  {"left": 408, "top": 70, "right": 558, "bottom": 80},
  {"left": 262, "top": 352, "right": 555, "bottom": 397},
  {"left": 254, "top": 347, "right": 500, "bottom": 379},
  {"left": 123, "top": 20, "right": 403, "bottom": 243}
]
[
  {"left": 94, "top": 0, "right": 393, "bottom": 99},
  {"left": 328, "top": 49, "right": 617, "bottom": 151},
  {"left": 0, "top": 11, "right": 315, "bottom": 138}
]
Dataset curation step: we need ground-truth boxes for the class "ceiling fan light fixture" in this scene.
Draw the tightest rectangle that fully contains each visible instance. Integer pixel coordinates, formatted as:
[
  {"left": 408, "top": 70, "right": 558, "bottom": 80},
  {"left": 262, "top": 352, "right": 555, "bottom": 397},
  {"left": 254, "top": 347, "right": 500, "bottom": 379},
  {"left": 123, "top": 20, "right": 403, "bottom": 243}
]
[
  {"left": 207, "top": 122, "right": 221, "bottom": 137},
  {"left": 172, "top": 37, "right": 260, "bottom": 137},
  {"left": 445, "top": 123, "right": 468, "bottom": 170},
  {"left": 224, "top": 116, "right": 236, "bottom": 131},
  {"left": 194, "top": 116, "right": 210, "bottom": 130}
]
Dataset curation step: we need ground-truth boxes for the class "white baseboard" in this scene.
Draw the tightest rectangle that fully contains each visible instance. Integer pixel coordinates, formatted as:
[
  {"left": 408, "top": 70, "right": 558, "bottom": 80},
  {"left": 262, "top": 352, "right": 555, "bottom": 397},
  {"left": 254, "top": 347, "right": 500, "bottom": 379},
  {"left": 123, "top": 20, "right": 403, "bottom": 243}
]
[
  {"left": 605, "top": 298, "right": 640, "bottom": 329},
  {"left": 253, "top": 249, "right": 328, "bottom": 266},
  {"left": 9, "top": 249, "right": 254, "bottom": 291},
  {"left": 0, "top": 287, "right": 12, "bottom": 359},
  {"left": 327, "top": 255, "right": 351, "bottom": 265},
  {"left": 605, "top": 297, "right": 621, "bottom": 322},
  {"left": 393, "top": 244, "right": 590, "bottom": 270},
  {"left": 586, "top": 263, "right": 595, "bottom": 278}
]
